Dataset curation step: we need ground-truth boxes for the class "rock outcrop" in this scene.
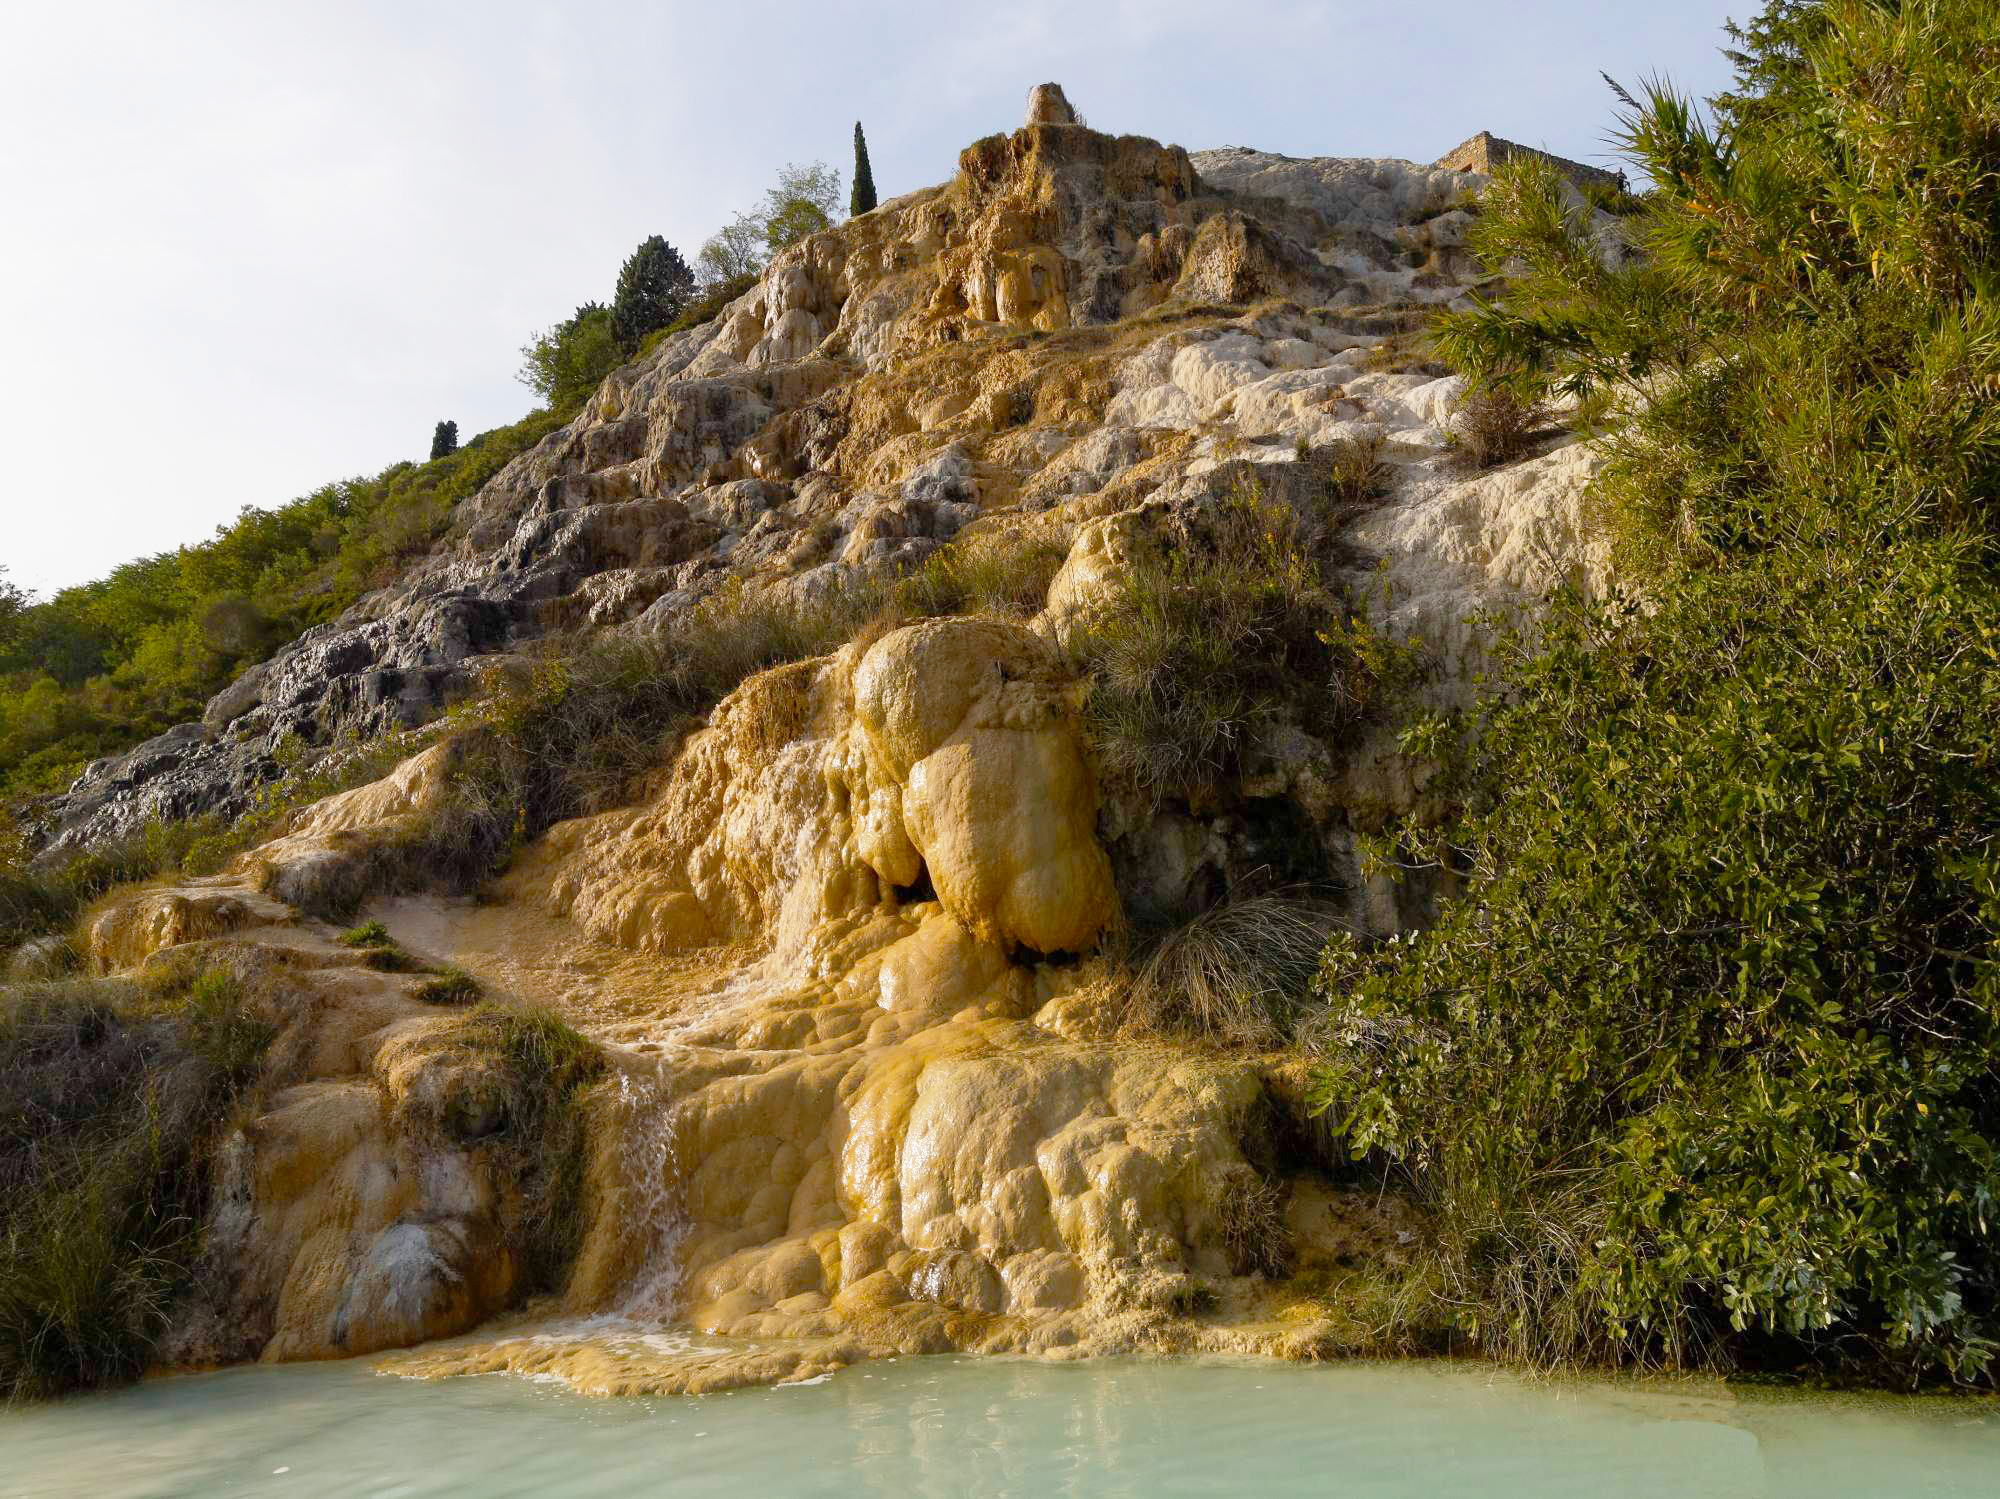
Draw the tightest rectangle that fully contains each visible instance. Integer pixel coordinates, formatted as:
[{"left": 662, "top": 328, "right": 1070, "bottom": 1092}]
[{"left": 45, "top": 91, "right": 1617, "bottom": 1393}]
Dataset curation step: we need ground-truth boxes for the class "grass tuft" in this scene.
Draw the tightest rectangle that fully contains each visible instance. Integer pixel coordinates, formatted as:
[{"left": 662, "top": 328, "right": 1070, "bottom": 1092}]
[
  {"left": 449, "top": 1005, "right": 604, "bottom": 1293},
  {"left": 1120, "top": 894, "right": 1345, "bottom": 1047},
  {"left": 413, "top": 966, "right": 481, "bottom": 1006},
  {"left": 893, "top": 526, "right": 1073, "bottom": 621}
]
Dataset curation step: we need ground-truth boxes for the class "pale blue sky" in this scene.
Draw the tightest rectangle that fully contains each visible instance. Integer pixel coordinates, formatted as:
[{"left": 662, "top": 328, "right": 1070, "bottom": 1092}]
[{"left": 0, "top": 0, "right": 1745, "bottom": 594}]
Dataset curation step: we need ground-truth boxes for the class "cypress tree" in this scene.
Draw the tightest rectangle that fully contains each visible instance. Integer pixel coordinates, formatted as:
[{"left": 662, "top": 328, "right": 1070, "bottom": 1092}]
[
  {"left": 612, "top": 235, "right": 696, "bottom": 349},
  {"left": 850, "top": 121, "right": 877, "bottom": 217},
  {"left": 429, "top": 420, "right": 459, "bottom": 460}
]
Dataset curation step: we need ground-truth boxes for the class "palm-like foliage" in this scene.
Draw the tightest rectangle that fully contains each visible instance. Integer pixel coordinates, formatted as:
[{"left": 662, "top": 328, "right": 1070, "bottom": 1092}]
[{"left": 1318, "top": 0, "right": 2000, "bottom": 1384}]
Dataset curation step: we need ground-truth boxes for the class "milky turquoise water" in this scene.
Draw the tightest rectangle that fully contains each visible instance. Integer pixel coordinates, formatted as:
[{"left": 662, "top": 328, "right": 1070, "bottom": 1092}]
[{"left": 5, "top": 1354, "right": 2000, "bottom": 1497}]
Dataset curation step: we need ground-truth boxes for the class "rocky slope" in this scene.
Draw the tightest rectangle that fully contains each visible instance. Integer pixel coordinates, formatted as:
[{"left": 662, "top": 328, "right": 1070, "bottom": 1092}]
[{"left": 53, "top": 86, "right": 1612, "bottom": 1393}]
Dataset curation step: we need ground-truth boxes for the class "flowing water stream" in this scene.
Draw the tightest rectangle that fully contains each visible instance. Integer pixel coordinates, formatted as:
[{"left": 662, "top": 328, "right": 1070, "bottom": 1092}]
[
  {"left": 605, "top": 1069, "right": 692, "bottom": 1321},
  {"left": 7, "top": 1354, "right": 1999, "bottom": 1497}
]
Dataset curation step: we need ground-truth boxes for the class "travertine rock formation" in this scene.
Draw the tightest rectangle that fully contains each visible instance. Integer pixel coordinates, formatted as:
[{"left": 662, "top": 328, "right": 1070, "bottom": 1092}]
[
  {"left": 1025, "top": 82, "right": 1079, "bottom": 127},
  {"left": 46, "top": 92, "right": 1619, "bottom": 1392}
]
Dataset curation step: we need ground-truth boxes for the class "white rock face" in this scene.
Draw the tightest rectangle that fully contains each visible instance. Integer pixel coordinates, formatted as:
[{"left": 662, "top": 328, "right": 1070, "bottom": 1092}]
[{"left": 1190, "top": 147, "right": 1477, "bottom": 231}]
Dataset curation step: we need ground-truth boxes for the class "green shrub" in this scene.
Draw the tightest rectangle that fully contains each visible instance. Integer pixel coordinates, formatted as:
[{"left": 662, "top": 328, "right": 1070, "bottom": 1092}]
[
  {"left": 1062, "top": 490, "right": 1422, "bottom": 808},
  {"left": 893, "top": 526, "right": 1073, "bottom": 620},
  {"left": 1318, "top": 0, "right": 2000, "bottom": 1385},
  {"left": 0, "top": 966, "right": 273, "bottom": 1401},
  {"left": 761, "top": 162, "right": 841, "bottom": 255},
  {"left": 453, "top": 1004, "right": 603, "bottom": 1291},
  {"left": 517, "top": 303, "right": 622, "bottom": 412},
  {"left": 414, "top": 966, "right": 481, "bottom": 1005}
]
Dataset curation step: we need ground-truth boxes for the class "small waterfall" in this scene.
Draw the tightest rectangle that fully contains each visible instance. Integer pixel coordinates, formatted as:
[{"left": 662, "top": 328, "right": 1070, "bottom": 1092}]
[{"left": 607, "top": 1065, "right": 691, "bottom": 1322}]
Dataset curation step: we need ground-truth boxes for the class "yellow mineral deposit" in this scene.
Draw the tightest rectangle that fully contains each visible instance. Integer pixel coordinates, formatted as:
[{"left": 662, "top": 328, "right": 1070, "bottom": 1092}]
[{"left": 82, "top": 612, "right": 1386, "bottom": 1393}]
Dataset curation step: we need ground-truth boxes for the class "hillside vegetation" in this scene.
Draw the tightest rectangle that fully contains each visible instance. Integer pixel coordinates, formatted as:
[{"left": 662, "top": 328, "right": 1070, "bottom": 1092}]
[
  {"left": 1317, "top": 0, "right": 2000, "bottom": 1384},
  {"left": 0, "top": 410, "right": 562, "bottom": 798}
]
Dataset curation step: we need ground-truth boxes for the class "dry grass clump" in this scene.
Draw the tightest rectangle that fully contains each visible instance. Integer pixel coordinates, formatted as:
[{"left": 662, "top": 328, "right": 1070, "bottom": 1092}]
[
  {"left": 1297, "top": 433, "right": 1389, "bottom": 508},
  {"left": 0, "top": 964, "right": 273, "bottom": 1401},
  {"left": 1392, "top": 1154, "right": 1616, "bottom": 1371},
  {"left": 1119, "top": 894, "right": 1345, "bottom": 1048},
  {"left": 893, "top": 525, "right": 1073, "bottom": 620},
  {"left": 1450, "top": 384, "right": 1551, "bottom": 468},
  {"left": 1202, "top": 1161, "right": 1294, "bottom": 1279}
]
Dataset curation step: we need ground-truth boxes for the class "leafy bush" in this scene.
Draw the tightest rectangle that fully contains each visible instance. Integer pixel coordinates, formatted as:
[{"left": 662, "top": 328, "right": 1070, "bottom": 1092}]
[
  {"left": 761, "top": 161, "right": 842, "bottom": 255},
  {"left": 1317, "top": 0, "right": 2000, "bottom": 1385},
  {"left": 0, "top": 966, "right": 272, "bottom": 1400},
  {"left": 517, "top": 303, "right": 622, "bottom": 412},
  {"left": 697, "top": 160, "right": 844, "bottom": 285},
  {"left": 698, "top": 212, "right": 766, "bottom": 286}
]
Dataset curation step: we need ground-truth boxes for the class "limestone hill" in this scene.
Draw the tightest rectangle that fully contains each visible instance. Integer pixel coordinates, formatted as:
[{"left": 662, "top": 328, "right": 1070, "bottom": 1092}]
[{"left": 13, "top": 88, "right": 1615, "bottom": 1393}]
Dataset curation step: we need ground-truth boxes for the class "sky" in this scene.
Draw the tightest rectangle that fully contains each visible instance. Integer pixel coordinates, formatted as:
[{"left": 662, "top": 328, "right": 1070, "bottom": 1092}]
[{"left": 0, "top": 0, "right": 1747, "bottom": 596}]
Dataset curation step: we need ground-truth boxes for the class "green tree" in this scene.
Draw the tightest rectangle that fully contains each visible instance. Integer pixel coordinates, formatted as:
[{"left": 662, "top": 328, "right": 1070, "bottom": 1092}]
[
  {"left": 516, "top": 303, "right": 622, "bottom": 411},
  {"left": 1319, "top": 0, "right": 2000, "bottom": 1383},
  {"left": 0, "top": 568, "right": 27, "bottom": 652},
  {"left": 851, "top": 121, "right": 877, "bottom": 217},
  {"left": 611, "top": 234, "right": 696, "bottom": 349},
  {"left": 429, "top": 420, "right": 458, "bottom": 460},
  {"left": 698, "top": 211, "right": 766, "bottom": 286},
  {"left": 762, "top": 161, "right": 841, "bottom": 255},
  {"left": 1714, "top": 0, "right": 1837, "bottom": 128}
]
